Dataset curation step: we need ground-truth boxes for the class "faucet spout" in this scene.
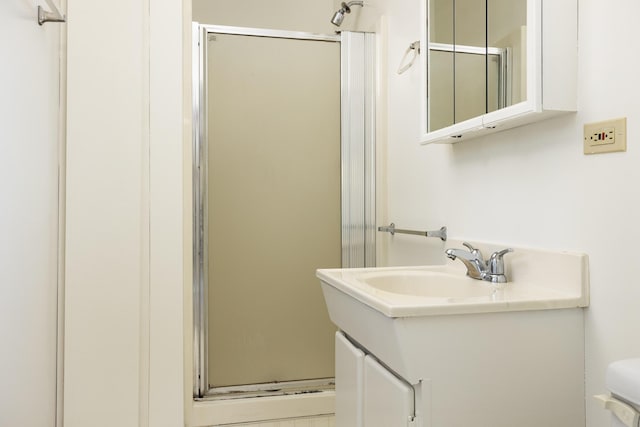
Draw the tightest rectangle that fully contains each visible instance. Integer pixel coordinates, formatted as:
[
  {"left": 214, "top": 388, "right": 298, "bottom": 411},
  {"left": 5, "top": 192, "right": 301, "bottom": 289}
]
[
  {"left": 445, "top": 243, "right": 514, "bottom": 283},
  {"left": 445, "top": 248, "right": 486, "bottom": 280}
]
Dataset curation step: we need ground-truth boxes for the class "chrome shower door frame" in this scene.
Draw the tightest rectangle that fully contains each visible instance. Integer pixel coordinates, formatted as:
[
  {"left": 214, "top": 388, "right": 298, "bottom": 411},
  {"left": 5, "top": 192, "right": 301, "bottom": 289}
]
[
  {"left": 192, "top": 23, "right": 376, "bottom": 399},
  {"left": 340, "top": 31, "right": 377, "bottom": 269}
]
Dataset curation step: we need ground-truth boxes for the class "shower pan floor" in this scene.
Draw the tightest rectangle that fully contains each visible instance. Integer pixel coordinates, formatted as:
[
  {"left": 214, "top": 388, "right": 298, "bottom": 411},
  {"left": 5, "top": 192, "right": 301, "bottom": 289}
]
[{"left": 199, "top": 378, "right": 335, "bottom": 401}]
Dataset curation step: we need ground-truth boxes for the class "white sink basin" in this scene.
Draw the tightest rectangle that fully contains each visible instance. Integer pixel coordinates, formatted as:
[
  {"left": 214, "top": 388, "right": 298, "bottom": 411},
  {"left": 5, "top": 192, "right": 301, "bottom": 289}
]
[
  {"left": 358, "top": 270, "right": 495, "bottom": 299},
  {"left": 317, "top": 241, "right": 589, "bottom": 318}
]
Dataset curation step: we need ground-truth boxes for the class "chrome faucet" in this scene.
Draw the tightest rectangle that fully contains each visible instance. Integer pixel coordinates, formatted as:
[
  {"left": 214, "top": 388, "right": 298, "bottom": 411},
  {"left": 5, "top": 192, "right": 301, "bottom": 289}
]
[{"left": 445, "top": 242, "right": 513, "bottom": 283}]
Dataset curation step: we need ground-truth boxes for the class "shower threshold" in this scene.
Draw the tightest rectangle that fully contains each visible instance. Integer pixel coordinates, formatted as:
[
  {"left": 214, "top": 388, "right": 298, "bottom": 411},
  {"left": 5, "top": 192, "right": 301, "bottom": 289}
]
[{"left": 199, "top": 378, "right": 335, "bottom": 401}]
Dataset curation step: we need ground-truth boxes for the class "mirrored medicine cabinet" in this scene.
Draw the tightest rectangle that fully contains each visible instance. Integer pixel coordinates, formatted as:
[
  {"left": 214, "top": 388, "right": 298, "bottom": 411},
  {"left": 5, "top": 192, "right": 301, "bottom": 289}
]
[{"left": 420, "top": 0, "right": 578, "bottom": 144}]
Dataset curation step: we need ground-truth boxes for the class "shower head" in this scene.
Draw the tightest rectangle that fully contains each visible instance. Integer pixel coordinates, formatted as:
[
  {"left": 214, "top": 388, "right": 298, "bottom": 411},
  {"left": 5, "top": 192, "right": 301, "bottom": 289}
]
[
  {"left": 331, "top": 1, "right": 364, "bottom": 27},
  {"left": 330, "top": 8, "right": 346, "bottom": 26}
]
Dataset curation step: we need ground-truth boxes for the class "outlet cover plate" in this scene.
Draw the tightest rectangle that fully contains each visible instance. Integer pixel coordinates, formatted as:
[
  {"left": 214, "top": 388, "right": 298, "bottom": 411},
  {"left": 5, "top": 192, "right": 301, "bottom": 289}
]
[{"left": 584, "top": 117, "right": 627, "bottom": 154}]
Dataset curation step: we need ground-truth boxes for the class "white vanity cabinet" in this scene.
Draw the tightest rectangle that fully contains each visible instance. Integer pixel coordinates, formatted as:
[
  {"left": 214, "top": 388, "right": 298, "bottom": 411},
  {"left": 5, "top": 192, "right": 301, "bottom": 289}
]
[
  {"left": 335, "top": 332, "right": 416, "bottom": 427},
  {"left": 321, "top": 245, "right": 589, "bottom": 427}
]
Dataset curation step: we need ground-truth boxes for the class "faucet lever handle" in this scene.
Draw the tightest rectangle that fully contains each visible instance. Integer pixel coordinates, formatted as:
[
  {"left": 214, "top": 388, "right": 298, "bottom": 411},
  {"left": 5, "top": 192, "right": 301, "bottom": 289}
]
[
  {"left": 462, "top": 242, "right": 477, "bottom": 252},
  {"left": 462, "top": 242, "right": 484, "bottom": 262},
  {"left": 488, "top": 248, "right": 513, "bottom": 275}
]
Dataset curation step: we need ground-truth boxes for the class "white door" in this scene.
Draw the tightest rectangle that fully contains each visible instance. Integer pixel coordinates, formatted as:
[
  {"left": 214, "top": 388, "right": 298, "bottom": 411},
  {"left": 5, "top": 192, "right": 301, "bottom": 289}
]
[
  {"left": 363, "top": 355, "right": 415, "bottom": 427},
  {"left": 0, "top": 1, "right": 60, "bottom": 426}
]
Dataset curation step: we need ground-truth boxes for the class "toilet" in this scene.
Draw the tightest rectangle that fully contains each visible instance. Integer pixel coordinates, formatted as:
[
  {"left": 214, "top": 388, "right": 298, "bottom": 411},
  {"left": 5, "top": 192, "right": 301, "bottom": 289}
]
[{"left": 596, "top": 359, "right": 640, "bottom": 427}]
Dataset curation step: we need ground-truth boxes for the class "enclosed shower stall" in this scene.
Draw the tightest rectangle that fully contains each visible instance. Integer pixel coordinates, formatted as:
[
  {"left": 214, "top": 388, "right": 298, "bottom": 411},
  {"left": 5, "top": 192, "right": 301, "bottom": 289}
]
[{"left": 191, "top": 23, "right": 375, "bottom": 424}]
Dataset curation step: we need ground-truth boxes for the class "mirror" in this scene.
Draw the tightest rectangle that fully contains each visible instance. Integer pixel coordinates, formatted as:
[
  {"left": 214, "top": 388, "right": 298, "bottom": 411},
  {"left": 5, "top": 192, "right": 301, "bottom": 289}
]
[{"left": 426, "top": 0, "right": 527, "bottom": 133}]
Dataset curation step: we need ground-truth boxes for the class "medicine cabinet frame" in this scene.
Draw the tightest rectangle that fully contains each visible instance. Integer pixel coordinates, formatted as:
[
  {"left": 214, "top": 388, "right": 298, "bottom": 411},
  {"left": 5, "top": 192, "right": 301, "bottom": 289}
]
[{"left": 419, "top": 0, "right": 577, "bottom": 144}]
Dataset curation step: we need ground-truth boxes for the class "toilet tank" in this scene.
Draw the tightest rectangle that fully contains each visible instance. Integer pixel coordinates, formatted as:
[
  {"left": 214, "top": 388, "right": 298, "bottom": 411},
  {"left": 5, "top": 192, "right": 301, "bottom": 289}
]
[{"left": 599, "top": 359, "right": 640, "bottom": 427}]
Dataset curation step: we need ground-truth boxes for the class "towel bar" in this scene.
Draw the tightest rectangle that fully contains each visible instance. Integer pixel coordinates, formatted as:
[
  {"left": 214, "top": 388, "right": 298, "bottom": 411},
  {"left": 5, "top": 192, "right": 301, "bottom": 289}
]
[{"left": 378, "top": 223, "right": 447, "bottom": 241}]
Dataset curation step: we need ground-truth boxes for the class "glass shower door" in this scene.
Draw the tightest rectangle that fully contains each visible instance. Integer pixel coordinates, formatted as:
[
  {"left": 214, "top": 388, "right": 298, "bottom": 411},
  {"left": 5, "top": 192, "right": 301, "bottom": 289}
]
[{"left": 204, "top": 31, "right": 341, "bottom": 390}]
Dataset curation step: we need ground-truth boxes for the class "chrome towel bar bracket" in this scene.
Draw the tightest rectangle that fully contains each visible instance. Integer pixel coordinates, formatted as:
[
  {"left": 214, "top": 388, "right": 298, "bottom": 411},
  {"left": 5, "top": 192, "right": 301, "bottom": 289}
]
[
  {"left": 378, "top": 223, "right": 447, "bottom": 241},
  {"left": 38, "top": 0, "right": 66, "bottom": 25}
]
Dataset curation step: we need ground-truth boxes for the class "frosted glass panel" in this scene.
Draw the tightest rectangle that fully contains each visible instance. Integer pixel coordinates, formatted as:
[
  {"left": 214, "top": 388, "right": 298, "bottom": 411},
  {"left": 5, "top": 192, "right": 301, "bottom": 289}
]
[{"left": 206, "top": 34, "right": 341, "bottom": 387}]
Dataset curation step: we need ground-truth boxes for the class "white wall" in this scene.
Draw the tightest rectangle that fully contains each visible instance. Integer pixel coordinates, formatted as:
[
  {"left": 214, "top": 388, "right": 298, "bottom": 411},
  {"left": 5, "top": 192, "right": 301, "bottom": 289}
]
[
  {"left": 65, "top": 0, "right": 147, "bottom": 422},
  {"left": 0, "top": 1, "right": 60, "bottom": 425},
  {"left": 372, "top": 0, "right": 640, "bottom": 426},
  {"left": 65, "top": 0, "right": 185, "bottom": 425},
  {"left": 193, "top": 0, "right": 334, "bottom": 32},
  {"left": 193, "top": 0, "right": 381, "bottom": 34}
]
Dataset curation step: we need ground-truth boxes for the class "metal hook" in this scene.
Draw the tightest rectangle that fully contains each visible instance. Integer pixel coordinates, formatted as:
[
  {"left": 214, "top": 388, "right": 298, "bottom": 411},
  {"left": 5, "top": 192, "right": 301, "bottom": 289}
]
[{"left": 397, "top": 41, "right": 420, "bottom": 74}]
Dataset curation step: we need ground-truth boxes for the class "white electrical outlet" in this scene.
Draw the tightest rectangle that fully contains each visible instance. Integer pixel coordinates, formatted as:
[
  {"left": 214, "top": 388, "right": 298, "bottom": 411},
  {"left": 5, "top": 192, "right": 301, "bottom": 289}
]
[
  {"left": 584, "top": 118, "right": 626, "bottom": 154},
  {"left": 586, "top": 127, "right": 615, "bottom": 145}
]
